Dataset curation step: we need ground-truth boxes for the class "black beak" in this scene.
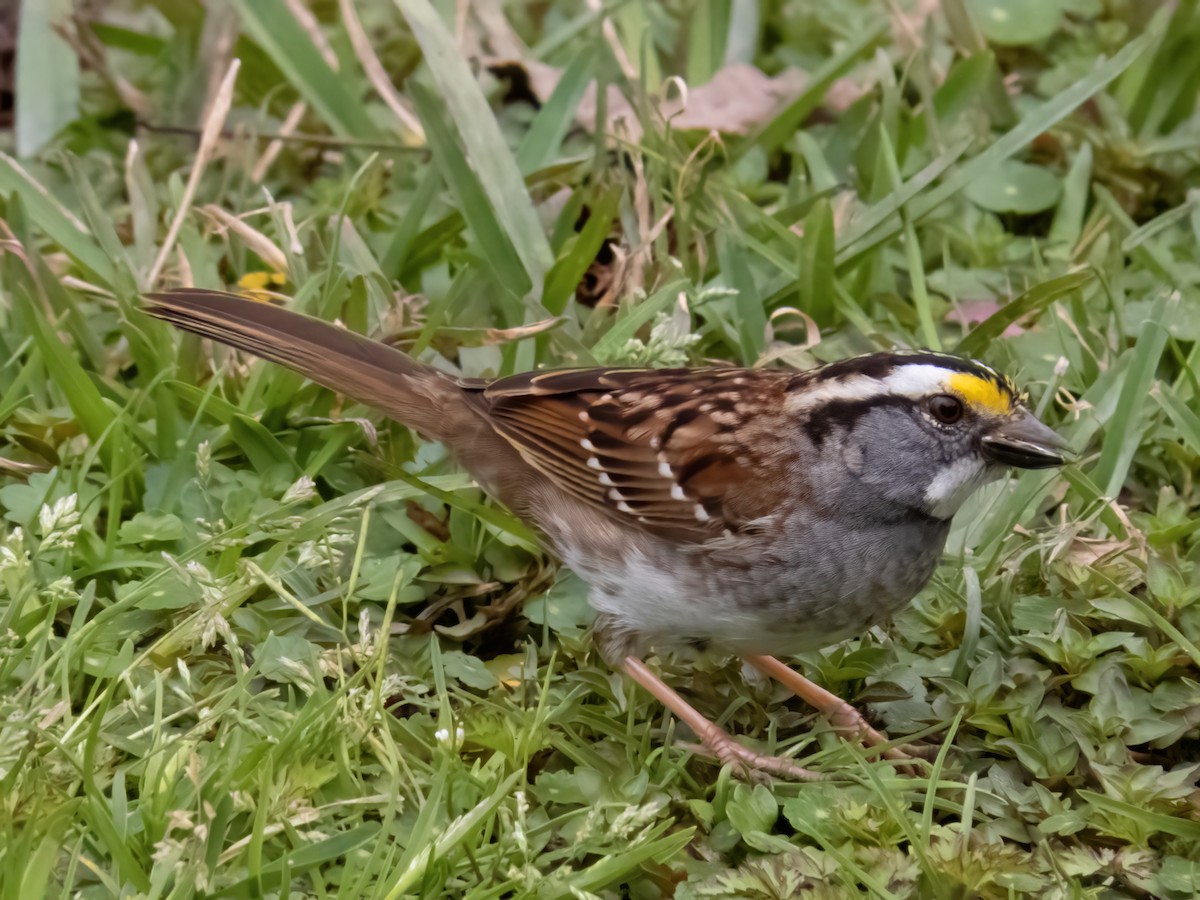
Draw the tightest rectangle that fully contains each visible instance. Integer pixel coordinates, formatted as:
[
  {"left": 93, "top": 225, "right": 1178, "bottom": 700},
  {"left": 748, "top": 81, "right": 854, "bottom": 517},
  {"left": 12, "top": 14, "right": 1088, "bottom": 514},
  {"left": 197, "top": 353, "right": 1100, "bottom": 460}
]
[{"left": 981, "top": 407, "right": 1070, "bottom": 470}]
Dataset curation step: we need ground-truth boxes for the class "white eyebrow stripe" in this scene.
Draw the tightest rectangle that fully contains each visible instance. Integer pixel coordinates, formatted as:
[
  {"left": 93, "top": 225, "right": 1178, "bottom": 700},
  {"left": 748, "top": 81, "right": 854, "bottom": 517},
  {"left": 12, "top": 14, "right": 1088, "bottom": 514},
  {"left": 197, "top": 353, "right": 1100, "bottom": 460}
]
[
  {"left": 786, "top": 365, "right": 957, "bottom": 411},
  {"left": 880, "top": 365, "right": 956, "bottom": 397}
]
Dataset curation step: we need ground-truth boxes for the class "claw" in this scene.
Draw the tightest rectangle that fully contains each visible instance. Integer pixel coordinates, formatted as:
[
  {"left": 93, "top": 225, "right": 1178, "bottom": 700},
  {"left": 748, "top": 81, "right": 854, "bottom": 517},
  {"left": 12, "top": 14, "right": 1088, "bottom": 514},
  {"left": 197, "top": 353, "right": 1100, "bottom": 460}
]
[
  {"left": 744, "top": 654, "right": 941, "bottom": 775},
  {"left": 621, "top": 656, "right": 831, "bottom": 782}
]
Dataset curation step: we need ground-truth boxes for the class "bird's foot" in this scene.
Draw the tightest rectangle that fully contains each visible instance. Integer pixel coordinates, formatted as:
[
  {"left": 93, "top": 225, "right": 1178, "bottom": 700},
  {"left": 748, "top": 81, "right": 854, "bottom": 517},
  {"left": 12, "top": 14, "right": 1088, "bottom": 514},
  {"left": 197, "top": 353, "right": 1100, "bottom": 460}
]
[
  {"left": 620, "top": 656, "right": 831, "bottom": 782},
  {"left": 677, "top": 733, "right": 830, "bottom": 783},
  {"left": 744, "top": 655, "right": 936, "bottom": 774}
]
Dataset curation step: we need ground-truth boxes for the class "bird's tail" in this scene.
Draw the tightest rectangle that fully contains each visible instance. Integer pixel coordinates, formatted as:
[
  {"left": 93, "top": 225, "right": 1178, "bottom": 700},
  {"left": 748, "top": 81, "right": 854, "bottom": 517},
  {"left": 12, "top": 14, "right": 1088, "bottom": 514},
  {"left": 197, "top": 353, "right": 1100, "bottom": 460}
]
[{"left": 142, "top": 288, "right": 472, "bottom": 443}]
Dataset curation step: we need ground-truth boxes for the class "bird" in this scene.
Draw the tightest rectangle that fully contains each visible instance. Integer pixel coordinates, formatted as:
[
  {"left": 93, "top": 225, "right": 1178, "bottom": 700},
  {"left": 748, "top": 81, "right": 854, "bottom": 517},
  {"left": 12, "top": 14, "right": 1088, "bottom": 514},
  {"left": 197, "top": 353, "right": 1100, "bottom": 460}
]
[{"left": 143, "top": 288, "right": 1068, "bottom": 780}]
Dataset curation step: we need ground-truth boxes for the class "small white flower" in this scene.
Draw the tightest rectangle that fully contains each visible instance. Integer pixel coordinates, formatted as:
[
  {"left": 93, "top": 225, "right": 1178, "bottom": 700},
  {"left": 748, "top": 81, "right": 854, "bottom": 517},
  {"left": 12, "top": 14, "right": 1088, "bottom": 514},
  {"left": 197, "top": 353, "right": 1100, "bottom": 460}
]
[
  {"left": 0, "top": 533, "right": 21, "bottom": 566},
  {"left": 513, "top": 789, "right": 530, "bottom": 854},
  {"left": 39, "top": 494, "right": 82, "bottom": 551},
  {"left": 39, "top": 494, "right": 78, "bottom": 534},
  {"left": 43, "top": 576, "right": 79, "bottom": 603},
  {"left": 282, "top": 475, "right": 316, "bottom": 504},
  {"left": 196, "top": 441, "right": 212, "bottom": 478},
  {"left": 610, "top": 797, "right": 667, "bottom": 839},
  {"left": 295, "top": 532, "right": 354, "bottom": 569},
  {"left": 435, "top": 723, "right": 465, "bottom": 750}
]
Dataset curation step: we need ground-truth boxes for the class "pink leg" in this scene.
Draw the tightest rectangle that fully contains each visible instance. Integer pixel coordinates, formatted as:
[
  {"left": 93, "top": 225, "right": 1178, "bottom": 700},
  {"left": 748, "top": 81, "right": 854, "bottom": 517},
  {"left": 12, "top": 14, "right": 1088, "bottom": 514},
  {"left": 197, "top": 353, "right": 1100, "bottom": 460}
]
[
  {"left": 621, "top": 656, "right": 829, "bottom": 781},
  {"left": 744, "top": 655, "right": 920, "bottom": 763}
]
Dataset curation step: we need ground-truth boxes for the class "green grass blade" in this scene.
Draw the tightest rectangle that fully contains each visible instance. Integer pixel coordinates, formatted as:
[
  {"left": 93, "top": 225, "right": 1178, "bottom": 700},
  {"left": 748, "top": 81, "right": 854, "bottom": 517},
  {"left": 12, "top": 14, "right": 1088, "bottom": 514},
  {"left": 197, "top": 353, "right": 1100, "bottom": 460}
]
[
  {"left": 409, "top": 82, "right": 531, "bottom": 309},
  {"left": 516, "top": 47, "right": 597, "bottom": 175},
  {"left": 232, "top": 0, "right": 378, "bottom": 138},
  {"left": 399, "top": 0, "right": 554, "bottom": 293},
  {"left": 955, "top": 269, "right": 1095, "bottom": 358},
  {"left": 0, "top": 154, "right": 116, "bottom": 286},
  {"left": 1091, "top": 293, "right": 1174, "bottom": 498}
]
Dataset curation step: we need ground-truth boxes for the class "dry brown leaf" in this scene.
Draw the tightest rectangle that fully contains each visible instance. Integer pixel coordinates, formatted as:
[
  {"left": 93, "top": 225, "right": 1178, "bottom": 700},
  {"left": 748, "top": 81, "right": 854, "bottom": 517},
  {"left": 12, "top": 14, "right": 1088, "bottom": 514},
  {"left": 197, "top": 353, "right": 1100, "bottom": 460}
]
[
  {"left": 490, "top": 60, "right": 862, "bottom": 140},
  {"left": 389, "top": 316, "right": 565, "bottom": 349},
  {"left": 1065, "top": 537, "right": 1147, "bottom": 570},
  {"left": 0, "top": 456, "right": 52, "bottom": 476}
]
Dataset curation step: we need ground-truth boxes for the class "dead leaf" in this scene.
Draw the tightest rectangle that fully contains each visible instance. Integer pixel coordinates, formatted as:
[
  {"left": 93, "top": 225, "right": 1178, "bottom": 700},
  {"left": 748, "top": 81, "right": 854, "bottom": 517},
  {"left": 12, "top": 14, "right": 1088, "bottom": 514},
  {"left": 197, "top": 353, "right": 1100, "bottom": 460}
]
[
  {"left": 385, "top": 316, "right": 564, "bottom": 349},
  {"left": 405, "top": 499, "right": 450, "bottom": 542},
  {"left": 0, "top": 456, "right": 52, "bottom": 476},
  {"left": 1067, "top": 533, "right": 1146, "bottom": 563},
  {"left": 479, "top": 317, "right": 565, "bottom": 344},
  {"left": 489, "top": 60, "right": 863, "bottom": 141},
  {"left": 1060, "top": 533, "right": 1148, "bottom": 591}
]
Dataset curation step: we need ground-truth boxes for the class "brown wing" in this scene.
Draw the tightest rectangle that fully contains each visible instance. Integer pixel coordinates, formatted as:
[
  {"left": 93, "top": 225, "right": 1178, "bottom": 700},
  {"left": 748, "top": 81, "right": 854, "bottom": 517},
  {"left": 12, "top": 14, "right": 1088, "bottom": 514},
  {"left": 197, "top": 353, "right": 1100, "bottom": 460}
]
[{"left": 468, "top": 367, "right": 793, "bottom": 542}]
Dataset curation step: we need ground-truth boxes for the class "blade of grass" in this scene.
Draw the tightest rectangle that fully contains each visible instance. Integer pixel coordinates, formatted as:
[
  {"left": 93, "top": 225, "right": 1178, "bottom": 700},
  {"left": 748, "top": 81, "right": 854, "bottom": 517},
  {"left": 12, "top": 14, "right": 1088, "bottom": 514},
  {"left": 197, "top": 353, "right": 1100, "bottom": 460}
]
[
  {"left": 1078, "top": 791, "right": 1200, "bottom": 840},
  {"left": 1152, "top": 384, "right": 1200, "bottom": 454},
  {"left": 382, "top": 770, "right": 520, "bottom": 899},
  {"left": 399, "top": 0, "right": 554, "bottom": 293},
  {"left": 10, "top": 282, "right": 119, "bottom": 474},
  {"left": 516, "top": 46, "right": 597, "bottom": 175},
  {"left": 592, "top": 279, "right": 689, "bottom": 359},
  {"left": 835, "top": 29, "right": 1157, "bottom": 270},
  {"left": 717, "top": 235, "right": 766, "bottom": 363},
  {"left": 1048, "top": 143, "right": 1094, "bottom": 250},
  {"left": 568, "top": 824, "right": 696, "bottom": 892},
  {"left": 409, "top": 82, "right": 530, "bottom": 309},
  {"left": 685, "top": 0, "right": 729, "bottom": 85},
  {"left": 798, "top": 196, "right": 836, "bottom": 327},
  {"left": 14, "top": 0, "right": 79, "bottom": 157},
  {"left": 381, "top": 166, "right": 441, "bottom": 281},
  {"left": 832, "top": 136, "right": 972, "bottom": 267},
  {"left": 543, "top": 184, "right": 621, "bottom": 315},
  {"left": 1091, "top": 292, "right": 1174, "bottom": 498},
  {"left": 228, "top": 414, "right": 301, "bottom": 477},
  {"left": 0, "top": 154, "right": 116, "bottom": 286},
  {"left": 232, "top": 0, "right": 378, "bottom": 138},
  {"left": 955, "top": 269, "right": 1095, "bottom": 358}
]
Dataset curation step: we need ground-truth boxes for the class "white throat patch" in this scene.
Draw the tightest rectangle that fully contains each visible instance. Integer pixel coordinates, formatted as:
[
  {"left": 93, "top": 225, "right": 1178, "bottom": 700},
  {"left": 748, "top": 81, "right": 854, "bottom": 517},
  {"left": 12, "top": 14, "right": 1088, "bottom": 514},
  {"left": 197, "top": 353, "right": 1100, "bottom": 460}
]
[{"left": 924, "top": 456, "right": 995, "bottom": 519}]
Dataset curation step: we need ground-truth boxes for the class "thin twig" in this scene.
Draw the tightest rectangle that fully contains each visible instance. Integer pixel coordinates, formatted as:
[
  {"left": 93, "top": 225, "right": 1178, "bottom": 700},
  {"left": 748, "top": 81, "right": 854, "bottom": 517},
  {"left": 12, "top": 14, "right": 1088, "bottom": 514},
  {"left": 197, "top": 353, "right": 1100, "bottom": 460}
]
[
  {"left": 137, "top": 120, "right": 426, "bottom": 154},
  {"left": 147, "top": 59, "right": 240, "bottom": 288},
  {"left": 340, "top": 0, "right": 426, "bottom": 142}
]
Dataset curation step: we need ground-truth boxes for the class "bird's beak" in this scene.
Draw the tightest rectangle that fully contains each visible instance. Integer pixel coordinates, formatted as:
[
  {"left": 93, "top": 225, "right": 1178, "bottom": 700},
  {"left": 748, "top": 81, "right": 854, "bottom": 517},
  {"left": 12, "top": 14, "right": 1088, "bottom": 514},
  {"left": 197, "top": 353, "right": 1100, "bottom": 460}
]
[{"left": 981, "top": 407, "right": 1070, "bottom": 470}]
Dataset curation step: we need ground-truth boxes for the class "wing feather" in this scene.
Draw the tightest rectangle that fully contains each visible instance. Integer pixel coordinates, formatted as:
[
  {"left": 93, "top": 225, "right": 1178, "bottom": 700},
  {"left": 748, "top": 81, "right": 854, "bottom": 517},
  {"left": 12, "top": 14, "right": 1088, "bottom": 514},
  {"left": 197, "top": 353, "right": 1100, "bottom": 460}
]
[{"left": 475, "top": 367, "right": 791, "bottom": 542}]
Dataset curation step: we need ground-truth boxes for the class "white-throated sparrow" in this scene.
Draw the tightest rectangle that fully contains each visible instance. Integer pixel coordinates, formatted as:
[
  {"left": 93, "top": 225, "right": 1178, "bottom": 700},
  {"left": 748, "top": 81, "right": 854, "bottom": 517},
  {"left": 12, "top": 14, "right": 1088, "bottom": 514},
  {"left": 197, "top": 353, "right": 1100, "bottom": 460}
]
[{"left": 144, "top": 289, "right": 1068, "bottom": 779}]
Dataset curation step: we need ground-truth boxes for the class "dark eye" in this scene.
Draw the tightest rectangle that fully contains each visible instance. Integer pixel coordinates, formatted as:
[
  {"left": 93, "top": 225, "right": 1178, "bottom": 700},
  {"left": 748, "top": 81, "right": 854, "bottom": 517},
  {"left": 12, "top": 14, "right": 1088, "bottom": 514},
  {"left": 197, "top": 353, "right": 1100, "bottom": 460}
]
[{"left": 928, "top": 394, "right": 964, "bottom": 424}]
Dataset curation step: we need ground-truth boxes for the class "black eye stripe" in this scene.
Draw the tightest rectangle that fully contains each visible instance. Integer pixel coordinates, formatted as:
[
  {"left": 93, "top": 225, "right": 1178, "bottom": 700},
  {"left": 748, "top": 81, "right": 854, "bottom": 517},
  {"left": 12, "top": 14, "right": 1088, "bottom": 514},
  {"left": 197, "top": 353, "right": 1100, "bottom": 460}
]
[{"left": 803, "top": 395, "right": 910, "bottom": 445}]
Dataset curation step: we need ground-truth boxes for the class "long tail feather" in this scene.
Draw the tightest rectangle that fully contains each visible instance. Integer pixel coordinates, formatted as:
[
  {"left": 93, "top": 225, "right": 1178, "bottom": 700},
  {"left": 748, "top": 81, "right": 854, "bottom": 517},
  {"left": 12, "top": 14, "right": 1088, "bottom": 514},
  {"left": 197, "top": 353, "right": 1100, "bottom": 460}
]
[{"left": 142, "top": 288, "right": 464, "bottom": 441}]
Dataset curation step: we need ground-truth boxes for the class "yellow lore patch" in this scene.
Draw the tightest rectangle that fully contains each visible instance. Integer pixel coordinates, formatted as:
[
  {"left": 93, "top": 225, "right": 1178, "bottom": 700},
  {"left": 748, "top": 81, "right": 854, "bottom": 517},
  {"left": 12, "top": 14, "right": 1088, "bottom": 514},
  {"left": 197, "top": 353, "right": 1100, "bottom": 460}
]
[{"left": 947, "top": 372, "right": 1013, "bottom": 415}]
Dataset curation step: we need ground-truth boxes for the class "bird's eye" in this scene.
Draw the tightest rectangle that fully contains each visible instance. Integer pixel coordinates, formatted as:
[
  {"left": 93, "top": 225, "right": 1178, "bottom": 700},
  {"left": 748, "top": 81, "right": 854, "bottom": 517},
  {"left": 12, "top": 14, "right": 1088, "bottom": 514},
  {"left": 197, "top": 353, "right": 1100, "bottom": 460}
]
[{"left": 928, "top": 394, "right": 964, "bottom": 424}]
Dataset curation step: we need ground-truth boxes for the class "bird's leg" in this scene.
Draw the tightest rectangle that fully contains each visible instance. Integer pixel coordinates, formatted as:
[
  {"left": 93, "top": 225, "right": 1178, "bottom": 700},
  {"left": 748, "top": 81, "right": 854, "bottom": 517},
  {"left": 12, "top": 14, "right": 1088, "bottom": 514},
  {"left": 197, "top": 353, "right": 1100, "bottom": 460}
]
[
  {"left": 743, "top": 654, "right": 919, "bottom": 763},
  {"left": 619, "top": 656, "right": 829, "bottom": 781}
]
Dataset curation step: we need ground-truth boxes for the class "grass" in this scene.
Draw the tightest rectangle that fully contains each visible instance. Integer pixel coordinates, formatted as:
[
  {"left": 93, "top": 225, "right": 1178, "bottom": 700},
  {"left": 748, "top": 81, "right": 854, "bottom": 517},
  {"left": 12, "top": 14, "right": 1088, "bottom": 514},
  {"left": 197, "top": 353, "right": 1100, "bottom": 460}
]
[{"left": 2, "top": 0, "right": 1200, "bottom": 897}]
